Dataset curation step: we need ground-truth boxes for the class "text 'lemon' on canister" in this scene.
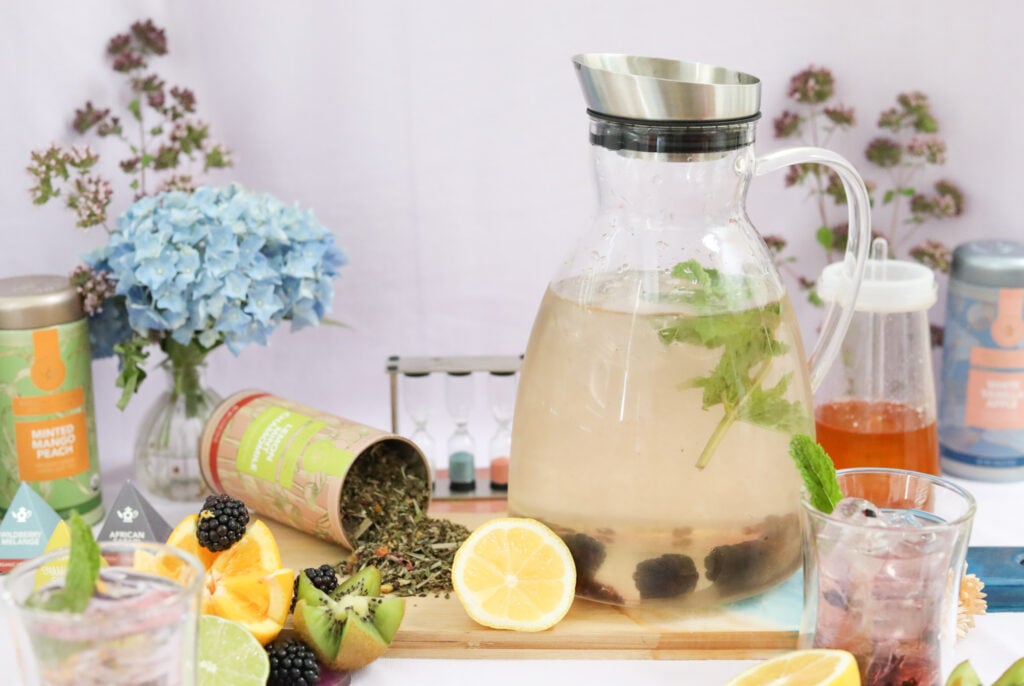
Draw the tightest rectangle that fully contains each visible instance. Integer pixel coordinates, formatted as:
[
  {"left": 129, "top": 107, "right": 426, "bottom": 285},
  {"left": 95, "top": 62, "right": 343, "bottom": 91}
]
[{"left": 0, "top": 275, "right": 103, "bottom": 524}]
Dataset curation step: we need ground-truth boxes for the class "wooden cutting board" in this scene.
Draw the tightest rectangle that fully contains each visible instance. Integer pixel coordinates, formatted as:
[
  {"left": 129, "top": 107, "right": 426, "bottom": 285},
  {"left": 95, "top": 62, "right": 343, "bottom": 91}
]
[{"left": 266, "top": 507, "right": 801, "bottom": 660}]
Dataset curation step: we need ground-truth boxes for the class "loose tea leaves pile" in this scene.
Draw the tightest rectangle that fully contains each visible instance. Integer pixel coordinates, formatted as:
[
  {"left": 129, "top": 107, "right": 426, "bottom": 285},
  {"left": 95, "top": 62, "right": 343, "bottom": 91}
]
[{"left": 340, "top": 445, "right": 469, "bottom": 597}]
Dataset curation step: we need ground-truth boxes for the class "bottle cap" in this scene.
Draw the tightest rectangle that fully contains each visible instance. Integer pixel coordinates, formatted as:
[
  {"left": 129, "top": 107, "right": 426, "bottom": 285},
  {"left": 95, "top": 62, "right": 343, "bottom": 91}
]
[
  {"left": 950, "top": 240, "right": 1024, "bottom": 288},
  {"left": 818, "top": 258, "right": 936, "bottom": 313}
]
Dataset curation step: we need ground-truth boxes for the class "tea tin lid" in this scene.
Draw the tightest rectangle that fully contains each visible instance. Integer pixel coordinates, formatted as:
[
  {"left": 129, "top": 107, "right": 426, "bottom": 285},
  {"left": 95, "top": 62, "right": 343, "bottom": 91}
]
[
  {"left": 951, "top": 240, "right": 1024, "bottom": 288},
  {"left": 0, "top": 275, "right": 83, "bottom": 330}
]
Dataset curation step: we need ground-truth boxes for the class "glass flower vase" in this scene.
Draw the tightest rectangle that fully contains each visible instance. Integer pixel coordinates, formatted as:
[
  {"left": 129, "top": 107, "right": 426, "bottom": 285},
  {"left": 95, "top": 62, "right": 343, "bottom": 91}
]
[{"left": 134, "top": 356, "right": 222, "bottom": 501}]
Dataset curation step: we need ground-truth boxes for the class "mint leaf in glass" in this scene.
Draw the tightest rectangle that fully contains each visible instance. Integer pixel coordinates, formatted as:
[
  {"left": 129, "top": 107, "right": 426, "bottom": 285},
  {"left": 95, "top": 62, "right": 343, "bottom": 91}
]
[
  {"left": 36, "top": 512, "right": 101, "bottom": 613},
  {"left": 788, "top": 434, "right": 843, "bottom": 514}
]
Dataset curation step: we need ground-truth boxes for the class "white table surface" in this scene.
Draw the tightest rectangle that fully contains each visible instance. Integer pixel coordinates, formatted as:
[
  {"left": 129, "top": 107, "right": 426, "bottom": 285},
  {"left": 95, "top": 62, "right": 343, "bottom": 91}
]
[{"left": 3, "top": 455, "right": 1023, "bottom": 685}]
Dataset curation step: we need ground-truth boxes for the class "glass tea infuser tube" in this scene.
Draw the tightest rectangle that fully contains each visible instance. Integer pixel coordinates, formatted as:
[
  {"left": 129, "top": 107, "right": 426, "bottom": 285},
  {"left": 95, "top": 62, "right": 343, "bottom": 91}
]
[{"left": 509, "top": 54, "right": 872, "bottom": 607}]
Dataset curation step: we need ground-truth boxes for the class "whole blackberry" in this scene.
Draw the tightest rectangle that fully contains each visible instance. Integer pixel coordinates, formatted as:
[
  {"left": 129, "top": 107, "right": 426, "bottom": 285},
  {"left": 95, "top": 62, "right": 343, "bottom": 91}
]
[
  {"left": 266, "top": 638, "right": 320, "bottom": 686},
  {"left": 633, "top": 553, "right": 698, "bottom": 599},
  {"left": 291, "top": 564, "right": 339, "bottom": 612},
  {"left": 195, "top": 494, "right": 249, "bottom": 552}
]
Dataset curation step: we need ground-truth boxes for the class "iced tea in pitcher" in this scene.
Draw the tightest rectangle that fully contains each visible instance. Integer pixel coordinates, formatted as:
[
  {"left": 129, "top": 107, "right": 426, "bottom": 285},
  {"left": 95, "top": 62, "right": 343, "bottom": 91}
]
[{"left": 508, "top": 54, "right": 872, "bottom": 607}]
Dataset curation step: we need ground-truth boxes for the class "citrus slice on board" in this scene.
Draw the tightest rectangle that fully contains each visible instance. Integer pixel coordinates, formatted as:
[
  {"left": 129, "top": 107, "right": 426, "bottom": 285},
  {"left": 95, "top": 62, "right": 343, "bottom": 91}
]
[
  {"left": 723, "top": 649, "right": 860, "bottom": 686},
  {"left": 197, "top": 615, "right": 271, "bottom": 686},
  {"left": 451, "top": 517, "right": 576, "bottom": 632}
]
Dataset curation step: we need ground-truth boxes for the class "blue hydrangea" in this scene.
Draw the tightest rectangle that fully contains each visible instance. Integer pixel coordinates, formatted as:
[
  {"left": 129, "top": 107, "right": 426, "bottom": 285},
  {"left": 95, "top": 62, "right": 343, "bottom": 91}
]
[{"left": 86, "top": 184, "right": 346, "bottom": 356}]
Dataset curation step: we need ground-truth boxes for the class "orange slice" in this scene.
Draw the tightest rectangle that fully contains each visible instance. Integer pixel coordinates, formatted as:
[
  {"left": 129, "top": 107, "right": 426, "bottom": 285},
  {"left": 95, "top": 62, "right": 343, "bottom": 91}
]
[
  {"left": 167, "top": 515, "right": 282, "bottom": 574},
  {"left": 451, "top": 517, "right": 576, "bottom": 632},
  {"left": 724, "top": 649, "right": 860, "bottom": 686},
  {"left": 206, "top": 568, "right": 294, "bottom": 645},
  {"left": 159, "top": 513, "right": 291, "bottom": 646}
]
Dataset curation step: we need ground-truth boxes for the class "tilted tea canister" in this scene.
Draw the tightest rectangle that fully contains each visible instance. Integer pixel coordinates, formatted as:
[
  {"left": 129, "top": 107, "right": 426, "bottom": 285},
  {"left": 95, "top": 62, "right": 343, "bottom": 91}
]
[
  {"left": 199, "top": 390, "right": 431, "bottom": 547},
  {"left": 0, "top": 275, "right": 103, "bottom": 524},
  {"left": 939, "top": 240, "right": 1024, "bottom": 481}
]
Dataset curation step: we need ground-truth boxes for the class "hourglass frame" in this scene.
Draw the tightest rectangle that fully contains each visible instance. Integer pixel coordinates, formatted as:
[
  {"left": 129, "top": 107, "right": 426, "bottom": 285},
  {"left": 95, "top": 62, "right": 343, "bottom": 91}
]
[{"left": 387, "top": 354, "right": 522, "bottom": 500}]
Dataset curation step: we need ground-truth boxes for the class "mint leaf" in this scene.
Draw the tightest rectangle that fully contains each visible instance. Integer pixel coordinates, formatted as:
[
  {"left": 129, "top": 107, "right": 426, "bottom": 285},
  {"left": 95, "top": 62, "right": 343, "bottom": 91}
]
[
  {"left": 738, "top": 373, "right": 809, "bottom": 434},
  {"left": 788, "top": 434, "right": 843, "bottom": 514},
  {"left": 668, "top": 260, "right": 753, "bottom": 310},
  {"left": 40, "top": 512, "right": 100, "bottom": 613},
  {"left": 658, "top": 262, "right": 809, "bottom": 468}
]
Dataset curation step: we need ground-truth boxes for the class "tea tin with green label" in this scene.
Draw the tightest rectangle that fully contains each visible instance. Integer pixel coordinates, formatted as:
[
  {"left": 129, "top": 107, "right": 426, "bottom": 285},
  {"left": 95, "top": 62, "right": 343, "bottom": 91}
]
[
  {"left": 0, "top": 275, "right": 103, "bottom": 524},
  {"left": 199, "top": 390, "right": 430, "bottom": 547}
]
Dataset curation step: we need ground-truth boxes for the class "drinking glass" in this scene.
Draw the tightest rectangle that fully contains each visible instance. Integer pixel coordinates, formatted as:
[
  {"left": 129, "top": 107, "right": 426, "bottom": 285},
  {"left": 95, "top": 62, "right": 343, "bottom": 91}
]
[
  {"left": 2, "top": 541, "right": 204, "bottom": 686},
  {"left": 799, "top": 468, "right": 975, "bottom": 685}
]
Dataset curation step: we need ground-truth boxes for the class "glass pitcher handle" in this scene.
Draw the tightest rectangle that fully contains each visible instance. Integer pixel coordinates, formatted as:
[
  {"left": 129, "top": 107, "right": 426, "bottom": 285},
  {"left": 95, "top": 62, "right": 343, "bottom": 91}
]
[{"left": 754, "top": 147, "right": 871, "bottom": 391}]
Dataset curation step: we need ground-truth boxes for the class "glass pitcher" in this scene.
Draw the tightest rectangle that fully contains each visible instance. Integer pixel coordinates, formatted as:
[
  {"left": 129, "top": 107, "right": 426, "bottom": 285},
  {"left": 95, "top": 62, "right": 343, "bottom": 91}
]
[{"left": 508, "top": 54, "right": 872, "bottom": 607}]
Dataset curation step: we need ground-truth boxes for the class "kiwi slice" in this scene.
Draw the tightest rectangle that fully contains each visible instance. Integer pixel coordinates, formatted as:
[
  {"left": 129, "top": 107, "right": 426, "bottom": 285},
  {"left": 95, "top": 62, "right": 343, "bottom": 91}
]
[
  {"left": 293, "top": 565, "right": 406, "bottom": 670},
  {"left": 946, "top": 660, "right": 982, "bottom": 686},
  {"left": 335, "top": 566, "right": 382, "bottom": 597}
]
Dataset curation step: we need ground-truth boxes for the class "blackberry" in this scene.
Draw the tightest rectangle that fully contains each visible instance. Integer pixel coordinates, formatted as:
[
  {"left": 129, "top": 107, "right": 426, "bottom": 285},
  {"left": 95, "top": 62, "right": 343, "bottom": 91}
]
[
  {"left": 266, "top": 638, "right": 320, "bottom": 686},
  {"left": 195, "top": 494, "right": 249, "bottom": 552},
  {"left": 704, "top": 514, "right": 800, "bottom": 591},
  {"left": 633, "top": 554, "right": 698, "bottom": 599},
  {"left": 291, "top": 564, "right": 339, "bottom": 612},
  {"left": 563, "top": 533, "right": 606, "bottom": 579}
]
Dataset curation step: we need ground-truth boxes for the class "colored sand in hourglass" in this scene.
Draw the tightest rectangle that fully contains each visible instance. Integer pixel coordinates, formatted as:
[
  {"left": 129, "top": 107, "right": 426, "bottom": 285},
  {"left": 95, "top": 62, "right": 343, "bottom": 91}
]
[
  {"left": 488, "top": 370, "right": 517, "bottom": 490},
  {"left": 446, "top": 371, "right": 476, "bottom": 492}
]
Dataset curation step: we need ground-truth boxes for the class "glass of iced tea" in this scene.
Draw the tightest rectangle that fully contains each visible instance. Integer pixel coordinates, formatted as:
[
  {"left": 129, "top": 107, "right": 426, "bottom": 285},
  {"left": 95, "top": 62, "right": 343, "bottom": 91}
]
[
  {"left": 2, "top": 541, "right": 204, "bottom": 686},
  {"left": 799, "top": 468, "right": 975, "bottom": 685}
]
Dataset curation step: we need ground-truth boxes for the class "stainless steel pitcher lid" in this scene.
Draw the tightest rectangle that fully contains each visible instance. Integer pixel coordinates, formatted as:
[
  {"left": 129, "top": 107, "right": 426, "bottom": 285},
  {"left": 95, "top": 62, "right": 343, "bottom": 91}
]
[{"left": 573, "top": 54, "right": 761, "bottom": 122}]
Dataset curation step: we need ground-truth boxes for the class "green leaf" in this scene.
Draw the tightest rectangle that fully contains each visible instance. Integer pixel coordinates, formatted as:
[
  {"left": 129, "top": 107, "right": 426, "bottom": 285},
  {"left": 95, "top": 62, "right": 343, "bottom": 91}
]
[
  {"left": 36, "top": 512, "right": 100, "bottom": 613},
  {"left": 882, "top": 189, "right": 896, "bottom": 205},
  {"left": 128, "top": 98, "right": 142, "bottom": 122},
  {"left": 815, "top": 226, "right": 834, "bottom": 251},
  {"left": 738, "top": 373, "right": 809, "bottom": 434},
  {"left": 204, "top": 147, "right": 229, "bottom": 170},
  {"left": 788, "top": 434, "right": 843, "bottom": 514},
  {"left": 153, "top": 146, "right": 180, "bottom": 171},
  {"left": 113, "top": 337, "right": 150, "bottom": 410},
  {"left": 659, "top": 262, "right": 807, "bottom": 468},
  {"left": 900, "top": 187, "right": 916, "bottom": 197}
]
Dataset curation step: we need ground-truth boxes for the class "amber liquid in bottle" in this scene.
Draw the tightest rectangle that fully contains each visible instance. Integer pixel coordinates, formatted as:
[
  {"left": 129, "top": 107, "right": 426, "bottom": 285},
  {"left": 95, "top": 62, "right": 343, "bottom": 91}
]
[{"left": 815, "top": 399, "right": 940, "bottom": 475}]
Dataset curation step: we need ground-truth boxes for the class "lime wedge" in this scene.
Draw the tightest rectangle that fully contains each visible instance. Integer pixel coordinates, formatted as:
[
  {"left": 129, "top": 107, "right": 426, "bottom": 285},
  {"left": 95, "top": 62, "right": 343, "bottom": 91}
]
[{"left": 197, "top": 615, "right": 270, "bottom": 686}]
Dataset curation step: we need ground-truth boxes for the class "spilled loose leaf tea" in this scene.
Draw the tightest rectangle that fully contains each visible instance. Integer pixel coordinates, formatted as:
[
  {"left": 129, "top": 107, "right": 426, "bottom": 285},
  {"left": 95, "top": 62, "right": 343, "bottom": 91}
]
[{"left": 340, "top": 445, "right": 469, "bottom": 597}]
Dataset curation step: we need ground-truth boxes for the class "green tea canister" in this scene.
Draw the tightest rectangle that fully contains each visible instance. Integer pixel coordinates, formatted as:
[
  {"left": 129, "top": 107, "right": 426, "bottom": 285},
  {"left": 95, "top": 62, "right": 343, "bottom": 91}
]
[{"left": 0, "top": 275, "right": 103, "bottom": 524}]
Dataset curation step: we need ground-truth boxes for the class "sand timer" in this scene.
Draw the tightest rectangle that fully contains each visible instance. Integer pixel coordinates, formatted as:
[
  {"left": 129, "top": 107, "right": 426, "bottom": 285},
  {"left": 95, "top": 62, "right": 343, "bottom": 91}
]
[
  {"left": 487, "top": 370, "right": 517, "bottom": 491},
  {"left": 401, "top": 371, "right": 437, "bottom": 485},
  {"left": 445, "top": 371, "right": 476, "bottom": 492}
]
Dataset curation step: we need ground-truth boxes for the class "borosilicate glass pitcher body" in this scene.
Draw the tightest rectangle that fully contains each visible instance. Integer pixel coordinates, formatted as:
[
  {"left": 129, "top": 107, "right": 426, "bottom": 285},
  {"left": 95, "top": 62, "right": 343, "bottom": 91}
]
[{"left": 508, "top": 54, "right": 872, "bottom": 608}]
